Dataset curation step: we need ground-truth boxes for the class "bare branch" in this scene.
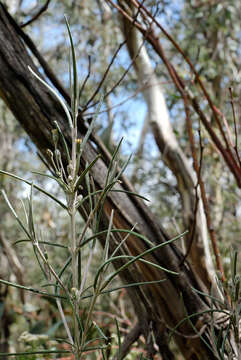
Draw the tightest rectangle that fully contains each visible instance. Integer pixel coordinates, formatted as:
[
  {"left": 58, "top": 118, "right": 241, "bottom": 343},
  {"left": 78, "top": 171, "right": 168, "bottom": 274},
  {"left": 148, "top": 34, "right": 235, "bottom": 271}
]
[{"left": 20, "top": 0, "right": 51, "bottom": 28}]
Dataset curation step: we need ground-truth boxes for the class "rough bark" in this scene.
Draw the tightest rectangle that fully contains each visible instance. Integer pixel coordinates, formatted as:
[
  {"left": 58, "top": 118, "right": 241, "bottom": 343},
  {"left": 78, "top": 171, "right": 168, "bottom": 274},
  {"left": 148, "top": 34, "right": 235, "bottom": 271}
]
[{"left": 0, "top": 4, "right": 223, "bottom": 359}]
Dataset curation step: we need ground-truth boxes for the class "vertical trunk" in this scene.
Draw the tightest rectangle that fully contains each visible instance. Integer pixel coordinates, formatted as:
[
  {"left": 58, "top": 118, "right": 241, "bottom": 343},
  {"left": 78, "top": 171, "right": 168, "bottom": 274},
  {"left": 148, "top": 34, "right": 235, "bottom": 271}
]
[{"left": 119, "top": 3, "right": 217, "bottom": 294}]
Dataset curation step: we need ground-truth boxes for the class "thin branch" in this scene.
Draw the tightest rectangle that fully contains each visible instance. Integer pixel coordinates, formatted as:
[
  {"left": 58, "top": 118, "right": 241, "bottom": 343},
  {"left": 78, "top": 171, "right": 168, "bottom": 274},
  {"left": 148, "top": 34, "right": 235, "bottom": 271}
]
[
  {"left": 20, "top": 0, "right": 51, "bottom": 28},
  {"left": 179, "top": 95, "right": 199, "bottom": 266},
  {"left": 229, "top": 87, "right": 241, "bottom": 168},
  {"left": 34, "top": 241, "right": 69, "bottom": 294},
  {"left": 130, "top": 0, "right": 230, "bottom": 147},
  {"left": 83, "top": 79, "right": 172, "bottom": 116},
  {"left": 0, "top": 350, "right": 71, "bottom": 357},
  {"left": 113, "top": 322, "right": 142, "bottom": 360},
  {"left": 213, "top": 106, "right": 234, "bottom": 148},
  {"left": 79, "top": 55, "right": 91, "bottom": 98},
  {"left": 56, "top": 299, "right": 74, "bottom": 345},
  {"left": 83, "top": 39, "right": 127, "bottom": 110},
  {"left": 133, "top": 0, "right": 241, "bottom": 186},
  {"left": 84, "top": 0, "right": 148, "bottom": 112},
  {"left": 107, "top": 0, "right": 241, "bottom": 187},
  {"left": 179, "top": 93, "right": 226, "bottom": 284},
  {"left": 153, "top": 321, "right": 175, "bottom": 360},
  {"left": 197, "top": 124, "right": 225, "bottom": 281}
]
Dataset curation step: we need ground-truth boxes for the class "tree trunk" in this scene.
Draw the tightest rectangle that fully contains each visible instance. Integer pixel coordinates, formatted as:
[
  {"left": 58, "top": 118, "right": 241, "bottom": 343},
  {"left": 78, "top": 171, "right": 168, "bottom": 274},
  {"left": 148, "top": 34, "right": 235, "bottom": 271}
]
[
  {"left": 119, "top": 3, "right": 217, "bottom": 295},
  {"left": 0, "top": 4, "right": 224, "bottom": 359}
]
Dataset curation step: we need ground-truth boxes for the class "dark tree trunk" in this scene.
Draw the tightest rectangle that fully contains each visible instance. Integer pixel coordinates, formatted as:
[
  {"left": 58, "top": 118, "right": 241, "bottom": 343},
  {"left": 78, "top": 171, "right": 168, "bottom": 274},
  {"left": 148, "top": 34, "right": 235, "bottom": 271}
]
[{"left": 0, "top": 4, "right": 222, "bottom": 359}]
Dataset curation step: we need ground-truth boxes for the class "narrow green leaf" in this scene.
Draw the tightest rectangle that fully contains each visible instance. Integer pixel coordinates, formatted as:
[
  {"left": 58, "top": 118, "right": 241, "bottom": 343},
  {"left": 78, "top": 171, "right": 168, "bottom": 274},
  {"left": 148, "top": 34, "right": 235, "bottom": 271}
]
[
  {"left": 168, "top": 308, "right": 230, "bottom": 342},
  {"left": 115, "top": 153, "right": 132, "bottom": 181},
  {"left": 1, "top": 189, "right": 31, "bottom": 239},
  {"left": 101, "top": 348, "right": 107, "bottom": 360},
  {"left": 13, "top": 239, "right": 68, "bottom": 249},
  {"left": 31, "top": 170, "right": 68, "bottom": 191},
  {"left": 0, "top": 278, "right": 67, "bottom": 300},
  {"left": 0, "top": 349, "right": 71, "bottom": 357},
  {"left": 93, "top": 321, "right": 108, "bottom": 341},
  {"left": 190, "top": 286, "right": 224, "bottom": 305},
  {"left": 79, "top": 279, "right": 166, "bottom": 300},
  {"left": 138, "top": 258, "right": 179, "bottom": 274},
  {"left": 0, "top": 170, "right": 67, "bottom": 210},
  {"left": 32, "top": 244, "right": 49, "bottom": 281},
  {"left": 110, "top": 224, "right": 136, "bottom": 259},
  {"left": 105, "top": 138, "right": 123, "bottom": 186},
  {"left": 98, "top": 279, "right": 166, "bottom": 296},
  {"left": 99, "top": 232, "right": 187, "bottom": 291},
  {"left": 85, "top": 167, "right": 93, "bottom": 212},
  {"left": 56, "top": 257, "right": 72, "bottom": 286},
  {"left": 103, "top": 210, "right": 113, "bottom": 264},
  {"left": 82, "top": 345, "right": 109, "bottom": 351},
  {"left": 64, "top": 16, "right": 78, "bottom": 115},
  {"left": 28, "top": 66, "right": 73, "bottom": 129},
  {"left": 94, "top": 255, "right": 133, "bottom": 289},
  {"left": 54, "top": 120, "right": 71, "bottom": 163},
  {"left": 74, "top": 154, "right": 101, "bottom": 191},
  {"left": 79, "top": 228, "right": 155, "bottom": 250},
  {"left": 27, "top": 183, "right": 36, "bottom": 239},
  {"left": 110, "top": 189, "right": 149, "bottom": 201},
  {"left": 79, "top": 94, "right": 104, "bottom": 159}
]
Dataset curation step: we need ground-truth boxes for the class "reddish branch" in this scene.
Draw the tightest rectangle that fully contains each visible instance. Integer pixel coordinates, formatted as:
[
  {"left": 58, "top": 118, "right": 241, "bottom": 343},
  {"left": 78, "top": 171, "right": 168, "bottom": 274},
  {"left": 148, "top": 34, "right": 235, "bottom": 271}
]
[
  {"left": 183, "top": 95, "right": 225, "bottom": 282},
  {"left": 106, "top": 0, "right": 241, "bottom": 188},
  {"left": 83, "top": 39, "right": 127, "bottom": 110},
  {"left": 107, "top": 0, "right": 233, "bottom": 279},
  {"left": 229, "top": 87, "right": 241, "bottom": 169}
]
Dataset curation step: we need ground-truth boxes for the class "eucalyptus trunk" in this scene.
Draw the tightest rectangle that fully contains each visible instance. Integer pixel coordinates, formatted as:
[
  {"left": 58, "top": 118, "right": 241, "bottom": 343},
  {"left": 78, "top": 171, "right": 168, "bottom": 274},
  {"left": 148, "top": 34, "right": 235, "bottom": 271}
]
[{"left": 120, "top": 5, "right": 216, "bottom": 292}]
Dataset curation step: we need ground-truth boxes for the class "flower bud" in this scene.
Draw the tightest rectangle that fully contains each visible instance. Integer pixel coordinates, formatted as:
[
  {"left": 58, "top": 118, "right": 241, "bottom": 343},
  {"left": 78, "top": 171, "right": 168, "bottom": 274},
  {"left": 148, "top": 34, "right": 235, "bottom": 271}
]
[
  {"left": 76, "top": 138, "right": 82, "bottom": 152},
  {"left": 67, "top": 162, "right": 73, "bottom": 175},
  {"left": 46, "top": 149, "right": 53, "bottom": 159}
]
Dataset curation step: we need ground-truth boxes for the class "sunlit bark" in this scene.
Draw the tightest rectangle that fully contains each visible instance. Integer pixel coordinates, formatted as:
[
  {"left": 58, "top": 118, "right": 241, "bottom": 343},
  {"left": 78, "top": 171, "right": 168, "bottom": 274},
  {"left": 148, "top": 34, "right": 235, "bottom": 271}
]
[{"left": 119, "top": 3, "right": 217, "bottom": 293}]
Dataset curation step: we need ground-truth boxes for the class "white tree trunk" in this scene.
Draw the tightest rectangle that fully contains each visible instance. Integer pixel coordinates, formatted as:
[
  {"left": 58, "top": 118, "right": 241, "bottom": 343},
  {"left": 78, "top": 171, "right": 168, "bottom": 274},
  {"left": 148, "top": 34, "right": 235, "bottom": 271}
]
[{"left": 120, "top": 7, "right": 217, "bottom": 293}]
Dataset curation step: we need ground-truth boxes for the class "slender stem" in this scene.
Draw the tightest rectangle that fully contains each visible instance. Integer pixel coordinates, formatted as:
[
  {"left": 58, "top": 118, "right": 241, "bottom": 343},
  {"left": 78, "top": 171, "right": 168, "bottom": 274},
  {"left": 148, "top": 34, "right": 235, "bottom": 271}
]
[
  {"left": 71, "top": 96, "right": 82, "bottom": 358},
  {"left": 80, "top": 281, "right": 101, "bottom": 351},
  {"left": 56, "top": 299, "right": 74, "bottom": 346},
  {"left": 34, "top": 242, "right": 68, "bottom": 293},
  {"left": 70, "top": 201, "right": 78, "bottom": 291},
  {"left": 69, "top": 193, "right": 81, "bottom": 358}
]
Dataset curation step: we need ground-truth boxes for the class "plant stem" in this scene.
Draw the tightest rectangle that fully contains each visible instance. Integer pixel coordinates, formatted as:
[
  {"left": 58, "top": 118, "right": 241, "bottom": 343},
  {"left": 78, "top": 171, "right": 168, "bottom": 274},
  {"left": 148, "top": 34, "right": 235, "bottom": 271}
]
[
  {"left": 69, "top": 193, "right": 81, "bottom": 358},
  {"left": 80, "top": 282, "right": 101, "bottom": 351}
]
